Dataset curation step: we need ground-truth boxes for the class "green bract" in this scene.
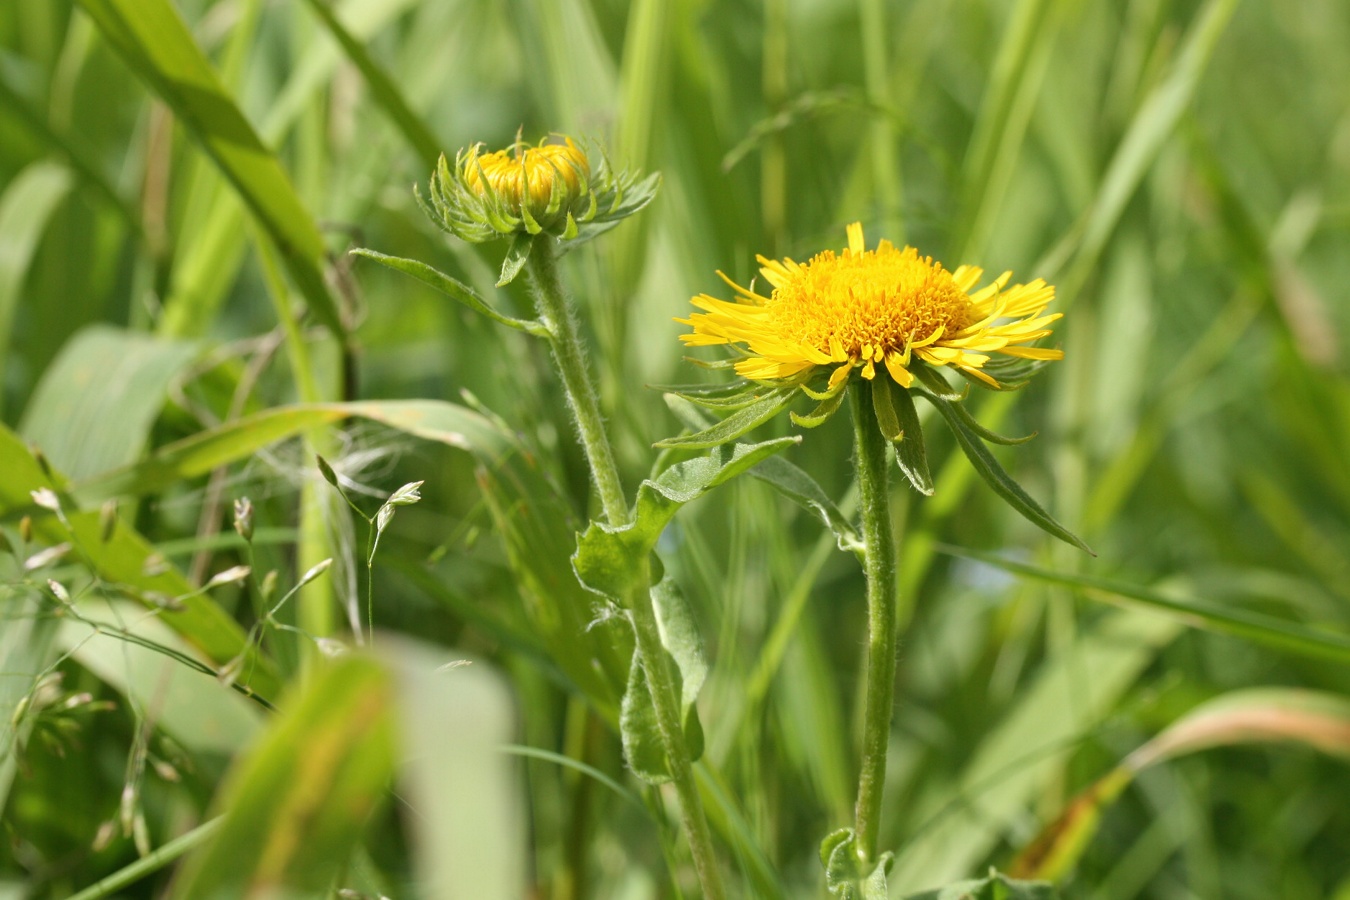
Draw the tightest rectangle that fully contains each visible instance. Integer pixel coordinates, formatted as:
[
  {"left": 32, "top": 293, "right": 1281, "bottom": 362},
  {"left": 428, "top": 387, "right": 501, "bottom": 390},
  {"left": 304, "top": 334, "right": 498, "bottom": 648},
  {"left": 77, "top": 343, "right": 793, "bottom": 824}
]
[{"left": 417, "top": 134, "right": 660, "bottom": 245}]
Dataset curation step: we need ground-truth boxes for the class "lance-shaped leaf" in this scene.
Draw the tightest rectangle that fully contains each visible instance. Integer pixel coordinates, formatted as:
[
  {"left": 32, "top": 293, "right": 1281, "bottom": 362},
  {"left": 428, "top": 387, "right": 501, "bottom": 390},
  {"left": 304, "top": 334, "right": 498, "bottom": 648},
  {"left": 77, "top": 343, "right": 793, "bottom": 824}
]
[
  {"left": 572, "top": 436, "right": 799, "bottom": 602},
  {"left": 921, "top": 391, "right": 1092, "bottom": 554},
  {"left": 652, "top": 388, "right": 797, "bottom": 449},
  {"left": 619, "top": 576, "right": 707, "bottom": 783},
  {"left": 351, "top": 249, "right": 548, "bottom": 336}
]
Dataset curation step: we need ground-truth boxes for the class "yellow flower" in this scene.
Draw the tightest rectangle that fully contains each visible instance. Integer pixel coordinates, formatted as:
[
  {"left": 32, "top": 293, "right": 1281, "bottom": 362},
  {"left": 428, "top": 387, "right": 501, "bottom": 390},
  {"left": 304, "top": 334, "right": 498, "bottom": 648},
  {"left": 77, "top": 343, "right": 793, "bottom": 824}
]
[
  {"left": 419, "top": 133, "right": 660, "bottom": 248},
  {"left": 679, "top": 223, "right": 1062, "bottom": 395},
  {"left": 462, "top": 137, "right": 591, "bottom": 224}
]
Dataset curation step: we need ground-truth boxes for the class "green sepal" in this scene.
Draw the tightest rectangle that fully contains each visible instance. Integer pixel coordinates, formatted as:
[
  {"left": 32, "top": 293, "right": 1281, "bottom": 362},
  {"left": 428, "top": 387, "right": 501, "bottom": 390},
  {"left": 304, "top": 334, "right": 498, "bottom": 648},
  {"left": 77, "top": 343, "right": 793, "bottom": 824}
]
[
  {"left": 750, "top": 458, "right": 863, "bottom": 555},
  {"left": 912, "top": 364, "right": 968, "bottom": 401},
  {"left": 791, "top": 387, "right": 846, "bottom": 428},
  {"left": 653, "top": 388, "right": 796, "bottom": 449},
  {"left": 497, "top": 232, "right": 535, "bottom": 286},
  {"left": 821, "top": 828, "right": 894, "bottom": 900},
  {"left": 946, "top": 395, "right": 1037, "bottom": 445},
  {"left": 890, "top": 385, "right": 934, "bottom": 495},
  {"left": 350, "top": 248, "right": 548, "bottom": 337},
  {"left": 667, "top": 383, "right": 784, "bottom": 412},
  {"left": 899, "top": 869, "right": 1058, "bottom": 900},
  {"left": 870, "top": 377, "right": 904, "bottom": 442},
  {"left": 922, "top": 392, "right": 1093, "bottom": 554}
]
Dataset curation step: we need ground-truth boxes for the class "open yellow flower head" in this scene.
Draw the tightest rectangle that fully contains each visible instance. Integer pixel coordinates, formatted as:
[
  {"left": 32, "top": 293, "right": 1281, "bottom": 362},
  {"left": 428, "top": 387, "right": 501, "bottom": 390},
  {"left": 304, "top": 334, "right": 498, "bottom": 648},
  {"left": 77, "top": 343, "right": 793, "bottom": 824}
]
[
  {"left": 419, "top": 133, "right": 659, "bottom": 245},
  {"left": 679, "top": 222, "right": 1063, "bottom": 395}
]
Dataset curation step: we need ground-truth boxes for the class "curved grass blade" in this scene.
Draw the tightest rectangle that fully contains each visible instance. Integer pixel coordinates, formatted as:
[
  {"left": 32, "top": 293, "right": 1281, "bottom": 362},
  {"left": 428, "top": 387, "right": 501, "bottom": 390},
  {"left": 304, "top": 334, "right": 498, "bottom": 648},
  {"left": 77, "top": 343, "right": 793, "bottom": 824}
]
[
  {"left": 76, "top": 0, "right": 345, "bottom": 340},
  {"left": 937, "top": 545, "right": 1350, "bottom": 665}
]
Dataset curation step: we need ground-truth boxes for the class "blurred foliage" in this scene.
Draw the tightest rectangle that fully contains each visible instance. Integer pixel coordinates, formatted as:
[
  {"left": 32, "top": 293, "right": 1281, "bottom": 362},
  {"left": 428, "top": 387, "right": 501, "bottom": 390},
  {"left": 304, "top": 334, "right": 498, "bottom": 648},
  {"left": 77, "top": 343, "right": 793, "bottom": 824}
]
[{"left": 3, "top": 0, "right": 1350, "bottom": 897}]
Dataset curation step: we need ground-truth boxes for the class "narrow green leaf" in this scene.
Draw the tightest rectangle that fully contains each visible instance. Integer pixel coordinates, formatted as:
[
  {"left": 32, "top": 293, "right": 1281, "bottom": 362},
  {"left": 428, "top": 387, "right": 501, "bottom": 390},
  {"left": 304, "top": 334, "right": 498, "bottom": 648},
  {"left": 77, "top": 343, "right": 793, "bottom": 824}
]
[
  {"left": 890, "top": 386, "right": 934, "bottom": 495},
  {"left": 351, "top": 248, "right": 548, "bottom": 336},
  {"left": 296, "top": 0, "right": 441, "bottom": 167},
  {"left": 653, "top": 388, "right": 796, "bottom": 449},
  {"left": 923, "top": 392, "right": 1092, "bottom": 554},
  {"left": 937, "top": 546, "right": 1350, "bottom": 665},
  {"left": 170, "top": 656, "right": 395, "bottom": 898},
  {"left": 498, "top": 232, "right": 535, "bottom": 286},
  {"left": 749, "top": 456, "right": 863, "bottom": 554},
  {"left": 76, "top": 0, "right": 346, "bottom": 339},
  {"left": 0, "top": 161, "right": 73, "bottom": 407},
  {"left": 946, "top": 394, "right": 1036, "bottom": 445}
]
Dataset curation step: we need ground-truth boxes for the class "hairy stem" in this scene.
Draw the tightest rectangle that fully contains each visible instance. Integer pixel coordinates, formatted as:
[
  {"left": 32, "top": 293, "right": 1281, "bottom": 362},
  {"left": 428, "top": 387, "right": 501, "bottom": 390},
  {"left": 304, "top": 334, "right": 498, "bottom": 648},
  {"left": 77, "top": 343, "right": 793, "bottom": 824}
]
[
  {"left": 851, "top": 381, "right": 900, "bottom": 866},
  {"left": 526, "top": 237, "right": 727, "bottom": 900}
]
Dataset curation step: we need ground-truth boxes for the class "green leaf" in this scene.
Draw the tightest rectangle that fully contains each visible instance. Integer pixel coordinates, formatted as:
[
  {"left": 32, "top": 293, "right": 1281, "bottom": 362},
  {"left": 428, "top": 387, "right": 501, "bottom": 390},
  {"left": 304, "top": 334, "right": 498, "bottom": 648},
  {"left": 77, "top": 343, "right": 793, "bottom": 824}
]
[
  {"left": 821, "top": 828, "right": 894, "bottom": 900},
  {"left": 498, "top": 232, "right": 535, "bottom": 286},
  {"left": 380, "top": 638, "right": 527, "bottom": 900},
  {"left": 749, "top": 456, "right": 863, "bottom": 554},
  {"left": 573, "top": 436, "right": 799, "bottom": 602},
  {"left": 937, "top": 546, "right": 1350, "bottom": 665},
  {"left": 58, "top": 603, "right": 263, "bottom": 755},
  {"left": 20, "top": 326, "right": 199, "bottom": 479},
  {"left": 620, "top": 648, "right": 672, "bottom": 783},
  {"left": 890, "top": 385, "right": 934, "bottom": 495},
  {"left": 900, "top": 870, "right": 1056, "bottom": 900},
  {"left": 351, "top": 249, "right": 549, "bottom": 336},
  {"left": 295, "top": 0, "right": 441, "bottom": 167},
  {"left": 0, "top": 161, "right": 72, "bottom": 410},
  {"left": 945, "top": 394, "right": 1036, "bottom": 445},
  {"left": 653, "top": 388, "right": 796, "bottom": 449},
  {"left": 73, "top": 400, "right": 513, "bottom": 504},
  {"left": 170, "top": 655, "right": 395, "bottom": 898},
  {"left": 922, "top": 391, "right": 1092, "bottom": 554},
  {"left": 0, "top": 425, "right": 280, "bottom": 700},
  {"left": 76, "top": 0, "right": 346, "bottom": 340}
]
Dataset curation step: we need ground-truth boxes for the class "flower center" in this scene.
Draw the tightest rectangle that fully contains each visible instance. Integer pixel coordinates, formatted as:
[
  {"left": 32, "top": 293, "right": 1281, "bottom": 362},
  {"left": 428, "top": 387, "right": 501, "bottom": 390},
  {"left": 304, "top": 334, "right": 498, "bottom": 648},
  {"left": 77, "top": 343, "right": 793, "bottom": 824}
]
[
  {"left": 463, "top": 140, "right": 590, "bottom": 215},
  {"left": 767, "top": 244, "right": 974, "bottom": 358}
]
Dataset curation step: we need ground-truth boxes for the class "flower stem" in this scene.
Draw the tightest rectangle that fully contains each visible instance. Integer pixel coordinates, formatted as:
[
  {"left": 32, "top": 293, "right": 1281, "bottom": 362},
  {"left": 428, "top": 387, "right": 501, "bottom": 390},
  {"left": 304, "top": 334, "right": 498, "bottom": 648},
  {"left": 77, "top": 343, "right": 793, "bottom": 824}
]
[
  {"left": 850, "top": 381, "right": 900, "bottom": 867},
  {"left": 526, "top": 238, "right": 629, "bottom": 527},
  {"left": 526, "top": 238, "right": 727, "bottom": 900}
]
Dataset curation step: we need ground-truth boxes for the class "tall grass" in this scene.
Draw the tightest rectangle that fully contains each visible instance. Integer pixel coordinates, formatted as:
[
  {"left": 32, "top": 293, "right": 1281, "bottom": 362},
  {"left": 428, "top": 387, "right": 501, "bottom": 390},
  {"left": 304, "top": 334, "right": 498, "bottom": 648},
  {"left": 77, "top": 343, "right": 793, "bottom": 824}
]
[{"left": 3, "top": 0, "right": 1350, "bottom": 897}]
